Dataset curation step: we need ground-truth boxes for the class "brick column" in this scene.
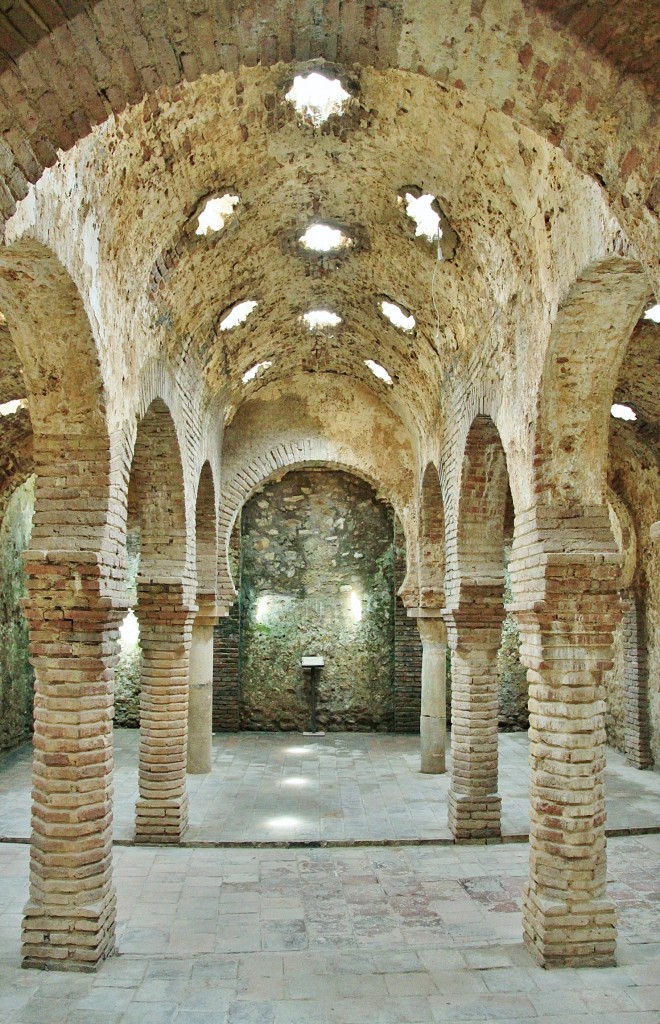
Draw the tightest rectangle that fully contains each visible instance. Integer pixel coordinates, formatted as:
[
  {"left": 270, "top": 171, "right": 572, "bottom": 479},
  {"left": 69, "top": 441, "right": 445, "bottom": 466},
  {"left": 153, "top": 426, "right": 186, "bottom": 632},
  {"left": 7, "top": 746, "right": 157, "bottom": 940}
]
[
  {"left": 446, "top": 592, "right": 504, "bottom": 839},
  {"left": 620, "top": 590, "right": 652, "bottom": 769},
  {"left": 187, "top": 599, "right": 219, "bottom": 775},
  {"left": 415, "top": 614, "right": 447, "bottom": 774},
  {"left": 512, "top": 505, "right": 620, "bottom": 967},
  {"left": 135, "top": 581, "right": 195, "bottom": 843},
  {"left": 21, "top": 551, "right": 124, "bottom": 970}
]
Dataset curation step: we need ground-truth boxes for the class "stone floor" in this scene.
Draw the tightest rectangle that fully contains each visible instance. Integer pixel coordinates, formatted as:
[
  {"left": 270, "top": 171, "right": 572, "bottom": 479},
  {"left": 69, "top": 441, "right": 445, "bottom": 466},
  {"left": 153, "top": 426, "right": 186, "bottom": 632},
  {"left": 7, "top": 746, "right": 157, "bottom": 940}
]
[
  {"left": 1, "top": 836, "right": 659, "bottom": 1023},
  {"left": 1, "top": 732, "right": 659, "bottom": 1022},
  {"left": 1, "top": 730, "right": 659, "bottom": 844}
]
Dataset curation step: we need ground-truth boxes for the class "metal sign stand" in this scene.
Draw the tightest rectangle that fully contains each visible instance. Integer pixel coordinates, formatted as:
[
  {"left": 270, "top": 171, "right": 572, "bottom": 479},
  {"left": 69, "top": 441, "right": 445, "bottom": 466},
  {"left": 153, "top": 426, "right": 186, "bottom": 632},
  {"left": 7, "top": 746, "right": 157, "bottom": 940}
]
[{"left": 301, "top": 656, "right": 325, "bottom": 736}]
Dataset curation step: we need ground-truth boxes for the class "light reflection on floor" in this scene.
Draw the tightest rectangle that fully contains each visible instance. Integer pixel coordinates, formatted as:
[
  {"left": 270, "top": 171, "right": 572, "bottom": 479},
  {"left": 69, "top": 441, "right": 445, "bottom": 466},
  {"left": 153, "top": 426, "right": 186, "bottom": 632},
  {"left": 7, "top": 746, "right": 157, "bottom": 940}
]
[{"left": 0, "top": 730, "right": 659, "bottom": 846}]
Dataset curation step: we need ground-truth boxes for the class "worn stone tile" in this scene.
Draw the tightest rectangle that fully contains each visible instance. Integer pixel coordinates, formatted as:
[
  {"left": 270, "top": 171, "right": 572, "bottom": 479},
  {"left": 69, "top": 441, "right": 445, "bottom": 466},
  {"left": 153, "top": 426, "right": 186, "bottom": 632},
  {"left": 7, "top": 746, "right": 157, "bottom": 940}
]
[{"left": 226, "top": 1002, "right": 274, "bottom": 1024}]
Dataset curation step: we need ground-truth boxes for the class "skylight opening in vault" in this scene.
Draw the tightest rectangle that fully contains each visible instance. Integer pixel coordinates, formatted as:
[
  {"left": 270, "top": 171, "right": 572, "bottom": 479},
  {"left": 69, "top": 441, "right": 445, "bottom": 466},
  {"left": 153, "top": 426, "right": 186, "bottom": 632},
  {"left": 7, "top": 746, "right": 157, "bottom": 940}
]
[
  {"left": 286, "top": 73, "right": 350, "bottom": 125},
  {"left": 299, "top": 224, "right": 351, "bottom": 253},
  {"left": 365, "top": 360, "right": 392, "bottom": 385},
  {"left": 219, "top": 300, "right": 258, "bottom": 331},
  {"left": 381, "top": 300, "right": 415, "bottom": 332},
  {"left": 195, "top": 193, "right": 240, "bottom": 236},
  {"left": 0, "top": 399, "right": 26, "bottom": 416},
  {"left": 400, "top": 192, "right": 442, "bottom": 242},
  {"left": 242, "top": 360, "right": 273, "bottom": 384},
  {"left": 643, "top": 302, "right": 660, "bottom": 323},
  {"left": 303, "top": 309, "right": 342, "bottom": 330},
  {"left": 611, "top": 403, "right": 637, "bottom": 421}
]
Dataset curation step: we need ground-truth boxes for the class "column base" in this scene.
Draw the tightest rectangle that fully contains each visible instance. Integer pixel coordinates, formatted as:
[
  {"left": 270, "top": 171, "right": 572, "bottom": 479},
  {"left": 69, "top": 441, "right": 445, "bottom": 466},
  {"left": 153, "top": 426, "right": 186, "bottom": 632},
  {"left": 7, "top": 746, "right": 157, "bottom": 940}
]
[
  {"left": 448, "top": 790, "right": 501, "bottom": 839},
  {"left": 21, "top": 892, "right": 116, "bottom": 971},
  {"left": 522, "top": 884, "right": 617, "bottom": 968},
  {"left": 135, "top": 793, "right": 189, "bottom": 843},
  {"left": 420, "top": 716, "right": 446, "bottom": 774}
]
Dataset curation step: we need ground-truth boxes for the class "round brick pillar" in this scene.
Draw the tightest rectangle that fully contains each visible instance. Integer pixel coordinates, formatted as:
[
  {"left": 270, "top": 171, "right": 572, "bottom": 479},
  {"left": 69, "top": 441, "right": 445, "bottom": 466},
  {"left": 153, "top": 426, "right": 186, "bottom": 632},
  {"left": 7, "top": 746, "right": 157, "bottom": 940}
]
[
  {"left": 511, "top": 504, "right": 620, "bottom": 968},
  {"left": 135, "top": 581, "right": 195, "bottom": 843},
  {"left": 21, "top": 552, "right": 125, "bottom": 971},
  {"left": 446, "top": 596, "right": 505, "bottom": 840}
]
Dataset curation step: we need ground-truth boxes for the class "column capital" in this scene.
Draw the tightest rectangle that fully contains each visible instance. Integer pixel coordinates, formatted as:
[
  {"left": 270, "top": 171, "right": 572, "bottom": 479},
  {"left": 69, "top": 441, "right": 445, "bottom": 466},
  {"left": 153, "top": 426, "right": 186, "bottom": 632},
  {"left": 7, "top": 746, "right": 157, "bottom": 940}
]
[
  {"left": 443, "top": 602, "right": 506, "bottom": 636},
  {"left": 415, "top": 615, "right": 447, "bottom": 645},
  {"left": 136, "top": 579, "right": 197, "bottom": 624},
  {"left": 195, "top": 591, "right": 221, "bottom": 627}
]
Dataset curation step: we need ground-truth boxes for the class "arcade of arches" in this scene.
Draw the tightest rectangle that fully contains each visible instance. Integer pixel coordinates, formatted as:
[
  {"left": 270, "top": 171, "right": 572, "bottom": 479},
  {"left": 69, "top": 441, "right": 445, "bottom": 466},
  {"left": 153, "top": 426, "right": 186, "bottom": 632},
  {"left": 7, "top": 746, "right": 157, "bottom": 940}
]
[{"left": 0, "top": 0, "right": 658, "bottom": 990}]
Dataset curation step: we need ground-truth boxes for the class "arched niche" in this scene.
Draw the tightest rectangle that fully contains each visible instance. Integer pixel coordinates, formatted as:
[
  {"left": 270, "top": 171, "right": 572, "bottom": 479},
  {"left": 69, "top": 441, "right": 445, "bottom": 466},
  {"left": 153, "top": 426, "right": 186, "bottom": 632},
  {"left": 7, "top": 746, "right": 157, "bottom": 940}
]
[
  {"left": 195, "top": 461, "right": 217, "bottom": 598},
  {"left": 128, "top": 398, "right": 188, "bottom": 585},
  {"left": 456, "top": 414, "right": 510, "bottom": 591},
  {"left": 418, "top": 462, "right": 446, "bottom": 609}
]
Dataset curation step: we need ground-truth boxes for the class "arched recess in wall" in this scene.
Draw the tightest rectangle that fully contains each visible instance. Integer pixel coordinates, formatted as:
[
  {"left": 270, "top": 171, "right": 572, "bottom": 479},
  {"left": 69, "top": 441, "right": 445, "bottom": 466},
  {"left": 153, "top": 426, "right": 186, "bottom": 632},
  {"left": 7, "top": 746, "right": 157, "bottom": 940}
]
[
  {"left": 217, "top": 441, "right": 412, "bottom": 608},
  {"left": 214, "top": 464, "right": 417, "bottom": 735},
  {"left": 127, "top": 398, "right": 188, "bottom": 585},
  {"left": 195, "top": 461, "right": 217, "bottom": 600},
  {"left": 418, "top": 462, "right": 446, "bottom": 609},
  {"left": 534, "top": 255, "right": 650, "bottom": 506},
  {"left": 456, "top": 415, "right": 511, "bottom": 593}
]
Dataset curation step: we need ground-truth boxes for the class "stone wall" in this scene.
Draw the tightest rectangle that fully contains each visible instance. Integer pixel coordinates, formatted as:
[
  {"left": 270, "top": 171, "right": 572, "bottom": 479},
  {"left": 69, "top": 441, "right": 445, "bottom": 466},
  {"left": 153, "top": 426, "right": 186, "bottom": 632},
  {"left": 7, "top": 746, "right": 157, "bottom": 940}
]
[
  {"left": 0, "top": 476, "right": 34, "bottom": 753},
  {"left": 497, "top": 559, "right": 529, "bottom": 732},
  {"left": 609, "top": 428, "right": 659, "bottom": 766},
  {"left": 236, "top": 469, "right": 396, "bottom": 732},
  {"left": 497, "top": 616, "right": 529, "bottom": 731}
]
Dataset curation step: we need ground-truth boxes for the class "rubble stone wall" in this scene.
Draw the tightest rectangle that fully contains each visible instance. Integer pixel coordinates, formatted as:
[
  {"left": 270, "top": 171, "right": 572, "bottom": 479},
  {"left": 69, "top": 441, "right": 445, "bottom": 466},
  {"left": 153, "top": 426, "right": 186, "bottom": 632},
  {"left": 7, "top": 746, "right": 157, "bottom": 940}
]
[
  {"left": 0, "top": 476, "right": 34, "bottom": 753},
  {"left": 239, "top": 469, "right": 396, "bottom": 732}
]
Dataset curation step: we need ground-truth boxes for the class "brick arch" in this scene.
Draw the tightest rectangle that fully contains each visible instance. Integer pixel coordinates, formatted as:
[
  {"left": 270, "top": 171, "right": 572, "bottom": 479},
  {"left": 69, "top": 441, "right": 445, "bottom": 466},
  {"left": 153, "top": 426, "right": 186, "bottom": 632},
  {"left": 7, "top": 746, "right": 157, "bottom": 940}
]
[
  {"left": 534, "top": 255, "right": 651, "bottom": 506},
  {"left": 128, "top": 398, "right": 188, "bottom": 584},
  {"left": 120, "top": 356, "right": 199, "bottom": 580},
  {"left": 217, "top": 437, "right": 407, "bottom": 606},
  {"left": 418, "top": 461, "right": 446, "bottom": 609},
  {"left": 133, "top": 357, "right": 189, "bottom": 471},
  {"left": 195, "top": 460, "right": 217, "bottom": 597},
  {"left": 455, "top": 413, "right": 511, "bottom": 594},
  {"left": 0, "top": 1, "right": 655, "bottom": 230}
]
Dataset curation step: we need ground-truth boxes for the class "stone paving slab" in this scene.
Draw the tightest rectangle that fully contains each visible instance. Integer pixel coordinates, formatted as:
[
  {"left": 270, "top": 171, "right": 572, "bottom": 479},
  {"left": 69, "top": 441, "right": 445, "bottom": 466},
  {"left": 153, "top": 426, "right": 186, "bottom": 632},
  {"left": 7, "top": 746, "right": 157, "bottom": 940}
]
[
  {"left": 0, "top": 836, "right": 659, "bottom": 1022},
  {"left": 1, "top": 730, "right": 659, "bottom": 845}
]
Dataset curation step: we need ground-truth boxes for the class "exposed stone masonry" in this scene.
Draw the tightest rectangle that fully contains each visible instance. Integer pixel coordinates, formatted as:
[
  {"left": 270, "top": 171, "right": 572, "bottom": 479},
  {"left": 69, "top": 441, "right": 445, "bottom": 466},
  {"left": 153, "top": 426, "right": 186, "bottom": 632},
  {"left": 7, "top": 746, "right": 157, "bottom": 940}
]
[
  {"left": 213, "top": 481, "right": 424, "bottom": 734},
  {"left": 234, "top": 470, "right": 396, "bottom": 733}
]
